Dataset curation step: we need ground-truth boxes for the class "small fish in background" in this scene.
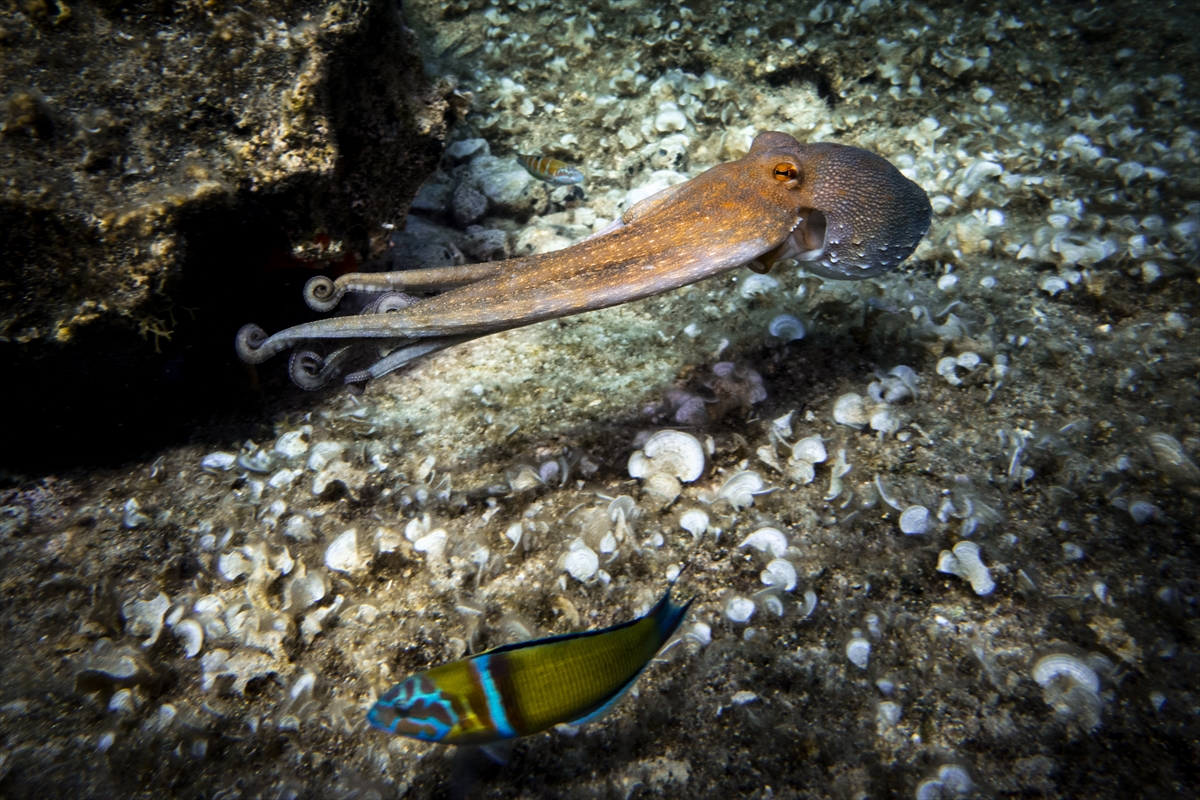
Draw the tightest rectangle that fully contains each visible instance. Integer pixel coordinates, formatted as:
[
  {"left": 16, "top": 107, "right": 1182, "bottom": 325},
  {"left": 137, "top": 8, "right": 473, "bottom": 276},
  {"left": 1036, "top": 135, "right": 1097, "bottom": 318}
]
[
  {"left": 367, "top": 581, "right": 692, "bottom": 745},
  {"left": 517, "top": 153, "right": 585, "bottom": 185}
]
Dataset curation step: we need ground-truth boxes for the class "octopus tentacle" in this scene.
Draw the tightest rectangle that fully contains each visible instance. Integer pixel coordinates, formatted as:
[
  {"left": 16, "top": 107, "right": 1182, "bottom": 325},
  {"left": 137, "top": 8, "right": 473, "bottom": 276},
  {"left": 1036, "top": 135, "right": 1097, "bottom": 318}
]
[
  {"left": 288, "top": 344, "right": 358, "bottom": 390},
  {"left": 363, "top": 292, "right": 419, "bottom": 314},
  {"left": 344, "top": 335, "right": 479, "bottom": 385},
  {"left": 303, "top": 262, "right": 509, "bottom": 312},
  {"left": 235, "top": 324, "right": 273, "bottom": 364},
  {"left": 236, "top": 315, "right": 424, "bottom": 365}
]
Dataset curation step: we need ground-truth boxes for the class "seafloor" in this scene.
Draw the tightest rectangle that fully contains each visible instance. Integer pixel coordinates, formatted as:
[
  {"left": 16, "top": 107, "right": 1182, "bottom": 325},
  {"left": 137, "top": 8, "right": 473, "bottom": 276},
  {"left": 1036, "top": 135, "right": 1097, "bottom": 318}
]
[{"left": 1, "top": 1, "right": 1198, "bottom": 798}]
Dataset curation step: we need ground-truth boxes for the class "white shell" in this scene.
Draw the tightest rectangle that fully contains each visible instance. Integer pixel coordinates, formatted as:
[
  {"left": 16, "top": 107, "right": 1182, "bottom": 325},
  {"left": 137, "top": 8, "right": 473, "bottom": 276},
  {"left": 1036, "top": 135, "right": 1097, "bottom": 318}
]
[
  {"left": 607, "top": 495, "right": 638, "bottom": 522},
  {"left": 643, "top": 471, "right": 682, "bottom": 506},
  {"left": 761, "top": 559, "right": 798, "bottom": 591},
  {"left": 791, "top": 436, "right": 827, "bottom": 464},
  {"left": 869, "top": 407, "right": 900, "bottom": 436},
  {"left": 936, "top": 356, "right": 963, "bottom": 384},
  {"left": 274, "top": 429, "right": 310, "bottom": 459},
  {"left": 679, "top": 509, "right": 709, "bottom": 539},
  {"left": 283, "top": 515, "right": 314, "bottom": 542},
  {"left": 899, "top": 505, "right": 931, "bottom": 535},
  {"left": 846, "top": 635, "right": 871, "bottom": 669},
  {"left": 629, "top": 430, "right": 706, "bottom": 482},
  {"left": 1032, "top": 654, "right": 1100, "bottom": 693},
  {"left": 508, "top": 465, "right": 542, "bottom": 491},
  {"left": 1147, "top": 432, "right": 1200, "bottom": 482},
  {"left": 627, "top": 451, "right": 651, "bottom": 478},
  {"left": 756, "top": 444, "right": 783, "bottom": 472},
  {"left": 598, "top": 531, "right": 617, "bottom": 554},
  {"left": 306, "top": 441, "right": 345, "bottom": 472},
  {"left": 1129, "top": 500, "right": 1158, "bottom": 524},
  {"left": 685, "top": 622, "right": 713, "bottom": 646},
  {"left": 412, "top": 529, "right": 449, "bottom": 560},
  {"left": 374, "top": 527, "right": 402, "bottom": 554},
  {"left": 731, "top": 690, "right": 759, "bottom": 705},
  {"left": 324, "top": 529, "right": 361, "bottom": 573},
  {"left": 122, "top": 593, "right": 170, "bottom": 648},
  {"left": 786, "top": 459, "right": 816, "bottom": 485},
  {"left": 833, "top": 393, "right": 869, "bottom": 428},
  {"left": 717, "top": 470, "right": 765, "bottom": 509},
  {"left": 739, "top": 272, "right": 779, "bottom": 298},
  {"left": 172, "top": 619, "right": 204, "bottom": 659},
  {"left": 798, "top": 589, "right": 818, "bottom": 618},
  {"left": 937, "top": 541, "right": 995, "bottom": 596},
  {"left": 877, "top": 700, "right": 901, "bottom": 728},
  {"left": 739, "top": 527, "right": 789, "bottom": 558},
  {"left": 564, "top": 545, "right": 600, "bottom": 582},
  {"left": 284, "top": 573, "right": 327, "bottom": 613},
  {"left": 724, "top": 596, "right": 756, "bottom": 623},
  {"left": 109, "top": 688, "right": 136, "bottom": 715},
  {"left": 201, "top": 452, "right": 236, "bottom": 471},
  {"left": 768, "top": 314, "right": 806, "bottom": 341},
  {"left": 289, "top": 670, "right": 317, "bottom": 701},
  {"left": 936, "top": 765, "right": 974, "bottom": 795}
]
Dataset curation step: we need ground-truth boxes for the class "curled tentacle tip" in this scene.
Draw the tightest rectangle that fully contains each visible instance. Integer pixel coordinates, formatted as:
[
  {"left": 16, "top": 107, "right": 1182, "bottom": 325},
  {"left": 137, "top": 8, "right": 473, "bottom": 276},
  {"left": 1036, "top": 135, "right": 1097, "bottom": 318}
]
[
  {"left": 304, "top": 276, "right": 341, "bottom": 312},
  {"left": 235, "top": 324, "right": 271, "bottom": 363},
  {"left": 288, "top": 349, "right": 333, "bottom": 391}
]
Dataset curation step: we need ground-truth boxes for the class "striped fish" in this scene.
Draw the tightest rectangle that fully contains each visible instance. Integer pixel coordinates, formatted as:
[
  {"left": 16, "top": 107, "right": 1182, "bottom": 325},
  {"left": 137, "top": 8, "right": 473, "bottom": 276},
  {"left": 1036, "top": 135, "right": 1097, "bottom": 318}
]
[
  {"left": 517, "top": 154, "right": 585, "bottom": 185},
  {"left": 367, "top": 583, "right": 692, "bottom": 744}
]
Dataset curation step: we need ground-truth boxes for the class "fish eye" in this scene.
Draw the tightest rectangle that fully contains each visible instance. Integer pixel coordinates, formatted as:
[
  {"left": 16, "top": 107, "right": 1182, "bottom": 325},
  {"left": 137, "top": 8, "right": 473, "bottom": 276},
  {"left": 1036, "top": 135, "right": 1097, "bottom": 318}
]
[{"left": 773, "top": 163, "right": 798, "bottom": 181}]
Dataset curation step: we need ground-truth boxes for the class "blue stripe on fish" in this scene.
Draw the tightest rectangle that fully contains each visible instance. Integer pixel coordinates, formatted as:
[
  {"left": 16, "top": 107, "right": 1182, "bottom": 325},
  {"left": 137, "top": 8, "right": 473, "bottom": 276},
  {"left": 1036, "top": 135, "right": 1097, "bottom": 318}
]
[
  {"left": 470, "top": 655, "right": 517, "bottom": 739},
  {"left": 368, "top": 674, "right": 459, "bottom": 741}
]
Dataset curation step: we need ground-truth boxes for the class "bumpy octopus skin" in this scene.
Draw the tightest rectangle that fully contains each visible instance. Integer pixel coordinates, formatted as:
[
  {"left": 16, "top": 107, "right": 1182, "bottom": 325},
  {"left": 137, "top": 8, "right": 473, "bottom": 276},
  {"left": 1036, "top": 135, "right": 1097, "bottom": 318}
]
[{"left": 237, "top": 131, "right": 932, "bottom": 388}]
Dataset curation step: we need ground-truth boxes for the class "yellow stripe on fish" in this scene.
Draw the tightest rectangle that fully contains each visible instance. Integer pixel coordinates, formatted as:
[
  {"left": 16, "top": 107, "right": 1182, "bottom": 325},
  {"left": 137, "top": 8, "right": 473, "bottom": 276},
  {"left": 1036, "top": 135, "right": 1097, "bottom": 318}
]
[
  {"left": 517, "top": 154, "right": 585, "bottom": 185},
  {"left": 367, "top": 582, "right": 692, "bottom": 744}
]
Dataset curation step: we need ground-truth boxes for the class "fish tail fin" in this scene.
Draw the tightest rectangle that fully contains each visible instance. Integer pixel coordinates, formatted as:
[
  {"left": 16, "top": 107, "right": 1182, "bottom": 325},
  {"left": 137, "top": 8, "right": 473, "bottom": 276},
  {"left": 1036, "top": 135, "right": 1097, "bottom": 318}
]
[{"left": 650, "top": 577, "right": 694, "bottom": 642}]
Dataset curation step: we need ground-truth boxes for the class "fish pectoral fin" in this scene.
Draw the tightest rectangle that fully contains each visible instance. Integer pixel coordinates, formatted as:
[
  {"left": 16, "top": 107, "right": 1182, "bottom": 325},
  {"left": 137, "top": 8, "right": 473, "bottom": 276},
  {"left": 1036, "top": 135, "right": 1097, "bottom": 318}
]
[
  {"left": 478, "top": 740, "right": 516, "bottom": 765},
  {"left": 621, "top": 182, "right": 687, "bottom": 225}
]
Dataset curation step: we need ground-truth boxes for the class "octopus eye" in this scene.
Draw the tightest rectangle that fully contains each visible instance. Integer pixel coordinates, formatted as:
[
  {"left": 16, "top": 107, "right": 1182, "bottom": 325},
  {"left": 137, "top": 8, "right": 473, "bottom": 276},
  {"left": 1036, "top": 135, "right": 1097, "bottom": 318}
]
[{"left": 773, "top": 163, "right": 799, "bottom": 181}]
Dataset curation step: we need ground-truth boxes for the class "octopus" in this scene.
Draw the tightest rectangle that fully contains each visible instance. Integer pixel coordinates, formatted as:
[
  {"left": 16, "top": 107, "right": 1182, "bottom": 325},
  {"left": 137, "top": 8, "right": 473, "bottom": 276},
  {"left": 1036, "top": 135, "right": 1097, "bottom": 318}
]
[{"left": 236, "top": 131, "right": 932, "bottom": 389}]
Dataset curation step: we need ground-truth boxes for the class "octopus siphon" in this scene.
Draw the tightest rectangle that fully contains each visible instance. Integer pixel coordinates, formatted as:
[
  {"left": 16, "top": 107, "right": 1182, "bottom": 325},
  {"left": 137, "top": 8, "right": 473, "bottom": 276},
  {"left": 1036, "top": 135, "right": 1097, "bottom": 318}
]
[{"left": 236, "top": 131, "right": 932, "bottom": 389}]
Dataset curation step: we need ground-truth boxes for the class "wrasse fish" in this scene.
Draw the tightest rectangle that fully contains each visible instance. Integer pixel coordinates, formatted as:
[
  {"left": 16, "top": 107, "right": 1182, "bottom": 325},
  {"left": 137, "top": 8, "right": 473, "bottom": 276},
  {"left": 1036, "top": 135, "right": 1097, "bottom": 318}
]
[
  {"left": 367, "top": 583, "right": 693, "bottom": 745},
  {"left": 518, "top": 153, "right": 585, "bottom": 185}
]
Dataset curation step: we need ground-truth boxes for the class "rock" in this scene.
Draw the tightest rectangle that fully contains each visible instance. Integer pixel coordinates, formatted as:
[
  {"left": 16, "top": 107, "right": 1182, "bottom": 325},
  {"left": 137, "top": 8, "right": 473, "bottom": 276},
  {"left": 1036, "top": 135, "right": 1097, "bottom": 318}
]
[
  {"left": 623, "top": 170, "right": 689, "bottom": 209},
  {"left": 410, "top": 177, "right": 454, "bottom": 216},
  {"left": 0, "top": 2, "right": 457, "bottom": 471},
  {"left": 0, "top": 3, "right": 452, "bottom": 345},
  {"left": 452, "top": 183, "right": 489, "bottom": 228},
  {"left": 646, "top": 134, "right": 691, "bottom": 171},
  {"left": 466, "top": 156, "right": 549, "bottom": 219},
  {"left": 444, "top": 138, "right": 491, "bottom": 164},
  {"left": 380, "top": 217, "right": 467, "bottom": 271},
  {"left": 461, "top": 227, "right": 511, "bottom": 261}
]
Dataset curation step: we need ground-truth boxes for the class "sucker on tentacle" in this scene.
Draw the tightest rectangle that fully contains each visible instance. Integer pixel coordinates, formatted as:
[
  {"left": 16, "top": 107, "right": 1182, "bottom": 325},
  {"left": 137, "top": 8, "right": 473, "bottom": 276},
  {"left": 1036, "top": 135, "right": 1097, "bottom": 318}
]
[{"left": 237, "top": 131, "right": 931, "bottom": 390}]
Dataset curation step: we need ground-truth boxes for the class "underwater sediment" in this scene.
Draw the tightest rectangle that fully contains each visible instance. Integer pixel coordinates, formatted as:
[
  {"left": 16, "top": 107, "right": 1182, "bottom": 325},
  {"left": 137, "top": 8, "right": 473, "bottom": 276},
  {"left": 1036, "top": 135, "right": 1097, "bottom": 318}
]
[{"left": 1, "top": 0, "right": 1198, "bottom": 798}]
